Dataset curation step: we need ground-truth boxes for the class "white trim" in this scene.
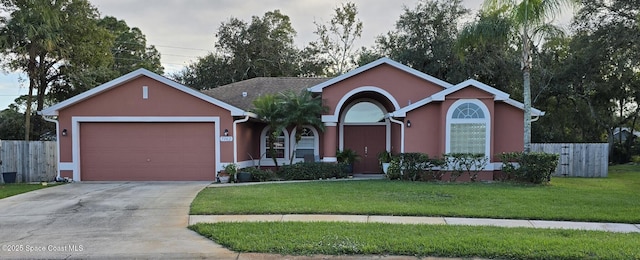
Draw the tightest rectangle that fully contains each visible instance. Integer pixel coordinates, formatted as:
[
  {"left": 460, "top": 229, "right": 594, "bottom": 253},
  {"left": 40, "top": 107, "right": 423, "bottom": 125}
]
[
  {"left": 260, "top": 126, "right": 290, "bottom": 161},
  {"left": 390, "top": 97, "right": 434, "bottom": 117},
  {"left": 41, "top": 116, "right": 62, "bottom": 179},
  {"left": 236, "top": 160, "right": 255, "bottom": 170},
  {"left": 502, "top": 99, "right": 545, "bottom": 116},
  {"left": 233, "top": 116, "right": 250, "bottom": 164},
  {"left": 258, "top": 158, "right": 305, "bottom": 166},
  {"left": 59, "top": 163, "right": 74, "bottom": 171},
  {"left": 322, "top": 157, "right": 338, "bottom": 163},
  {"left": 40, "top": 68, "right": 245, "bottom": 116},
  {"left": 445, "top": 99, "right": 491, "bottom": 161},
  {"left": 388, "top": 116, "right": 405, "bottom": 153},
  {"left": 70, "top": 116, "right": 221, "bottom": 181},
  {"left": 308, "top": 57, "right": 453, "bottom": 93},
  {"left": 433, "top": 79, "right": 510, "bottom": 101},
  {"left": 289, "top": 126, "right": 320, "bottom": 160},
  {"left": 392, "top": 79, "right": 545, "bottom": 117},
  {"left": 324, "top": 86, "right": 401, "bottom": 123}
]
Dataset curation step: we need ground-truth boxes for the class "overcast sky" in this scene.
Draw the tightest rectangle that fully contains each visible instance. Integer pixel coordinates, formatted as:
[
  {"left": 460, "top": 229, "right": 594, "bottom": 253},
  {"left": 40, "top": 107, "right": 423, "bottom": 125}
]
[{"left": 2, "top": 0, "right": 571, "bottom": 111}]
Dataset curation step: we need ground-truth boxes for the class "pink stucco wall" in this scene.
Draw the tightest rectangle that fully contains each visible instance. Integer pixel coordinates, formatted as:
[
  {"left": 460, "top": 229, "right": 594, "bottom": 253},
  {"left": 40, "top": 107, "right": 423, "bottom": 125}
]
[
  {"left": 321, "top": 64, "right": 446, "bottom": 116},
  {"left": 57, "top": 76, "right": 236, "bottom": 164},
  {"left": 493, "top": 102, "right": 525, "bottom": 154},
  {"left": 404, "top": 103, "right": 443, "bottom": 157},
  {"left": 403, "top": 86, "right": 522, "bottom": 162}
]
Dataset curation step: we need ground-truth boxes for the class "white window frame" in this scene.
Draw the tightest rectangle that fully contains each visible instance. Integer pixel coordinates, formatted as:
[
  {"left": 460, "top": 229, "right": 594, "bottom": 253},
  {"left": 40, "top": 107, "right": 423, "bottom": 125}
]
[
  {"left": 260, "top": 126, "right": 290, "bottom": 165},
  {"left": 290, "top": 126, "right": 320, "bottom": 162},
  {"left": 445, "top": 99, "right": 491, "bottom": 159}
]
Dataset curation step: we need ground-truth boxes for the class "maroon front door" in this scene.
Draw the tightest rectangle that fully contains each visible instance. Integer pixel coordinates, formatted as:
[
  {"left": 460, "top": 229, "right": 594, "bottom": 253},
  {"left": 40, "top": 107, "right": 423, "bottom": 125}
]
[{"left": 343, "top": 125, "right": 386, "bottom": 173}]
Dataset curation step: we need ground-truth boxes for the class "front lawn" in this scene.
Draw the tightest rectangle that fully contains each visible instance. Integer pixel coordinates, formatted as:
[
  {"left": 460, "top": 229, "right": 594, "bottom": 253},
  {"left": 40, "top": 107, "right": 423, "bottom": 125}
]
[
  {"left": 191, "top": 165, "right": 640, "bottom": 223},
  {"left": 190, "top": 222, "right": 640, "bottom": 259},
  {"left": 0, "top": 183, "right": 52, "bottom": 199}
]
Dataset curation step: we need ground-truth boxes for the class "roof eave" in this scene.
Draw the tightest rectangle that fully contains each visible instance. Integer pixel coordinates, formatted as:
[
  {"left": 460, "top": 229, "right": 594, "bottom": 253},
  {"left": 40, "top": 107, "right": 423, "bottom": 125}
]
[{"left": 308, "top": 57, "right": 453, "bottom": 92}]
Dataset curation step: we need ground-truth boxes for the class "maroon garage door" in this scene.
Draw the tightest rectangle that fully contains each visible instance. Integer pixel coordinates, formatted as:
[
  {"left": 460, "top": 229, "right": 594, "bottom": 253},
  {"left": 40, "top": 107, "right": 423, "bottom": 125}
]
[{"left": 80, "top": 122, "right": 216, "bottom": 181}]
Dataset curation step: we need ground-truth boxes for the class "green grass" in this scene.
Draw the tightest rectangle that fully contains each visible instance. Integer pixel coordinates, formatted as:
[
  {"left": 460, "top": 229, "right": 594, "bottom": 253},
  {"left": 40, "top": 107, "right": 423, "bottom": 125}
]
[
  {"left": 189, "top": 222, "right": 640, "bottom": 259},
  {"left": 0, "top": 183, "right": 53, "bottom": 199},
  {"left": 191, "top": 165, "right": 640, "bottom": 223}
]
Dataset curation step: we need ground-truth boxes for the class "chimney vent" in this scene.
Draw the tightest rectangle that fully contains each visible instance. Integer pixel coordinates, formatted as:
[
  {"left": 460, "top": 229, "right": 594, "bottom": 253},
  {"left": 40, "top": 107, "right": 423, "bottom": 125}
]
[{"left": 242, "top": 92, "right": 248, "bottom": 97}]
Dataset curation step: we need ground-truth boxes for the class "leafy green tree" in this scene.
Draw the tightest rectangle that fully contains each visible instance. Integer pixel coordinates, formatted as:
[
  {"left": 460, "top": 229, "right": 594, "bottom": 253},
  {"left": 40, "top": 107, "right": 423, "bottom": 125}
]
[
  {"left": 309, "top": 2, "right": 363, "bottom": 76},
  {"left": 0, "top": 0, "right": 111, "bottom": 140},
  {"left": 49, "top": 16, "right": 163, "bottom": 102},
  {"left": 455, "top": 10, "right": 521, "bottom": 91},
  {"left": 281, "top": 90, "right": 328, "bottom": 164},
  {"left": 561, "top": 0, "right": 640, "bottom": 159},
  {"left": 482, "top": 0, "right": 580, "bottom": 152},
  {"left": 171, "top": 53, "right": 233, "bottom": 90},
  {"left": 98, "top": 16, "right": 163, "bottom": 75},
  {"left": 371, "top": 0, "right": 469, "bottom": 81},
  {"left": 217, "top": 10, "right": 300, "bottom": 79},
  {"left": 174, "top": 10, "right": 325, "bottom": 90},
  {"left": 0, "top": 104, "right": 25, "bottom": 140}
]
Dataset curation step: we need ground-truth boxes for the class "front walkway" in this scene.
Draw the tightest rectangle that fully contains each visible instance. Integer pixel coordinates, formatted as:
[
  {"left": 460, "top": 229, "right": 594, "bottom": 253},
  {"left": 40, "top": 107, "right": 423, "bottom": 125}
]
[{"left": 189, "top": 214, "right": 640, "bottom": 233}]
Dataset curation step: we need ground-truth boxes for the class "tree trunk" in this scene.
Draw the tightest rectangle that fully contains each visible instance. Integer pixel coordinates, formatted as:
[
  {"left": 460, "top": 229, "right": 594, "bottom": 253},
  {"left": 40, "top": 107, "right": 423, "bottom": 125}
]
[
  {"left": 24, "top": 81, "right": 34, "bottom": 141},
  {"left": 24, "top": 47, "right": 37, "bottom": 141},
  {"left": 522, "top": 32, "right": 532, "bottom": 153}
]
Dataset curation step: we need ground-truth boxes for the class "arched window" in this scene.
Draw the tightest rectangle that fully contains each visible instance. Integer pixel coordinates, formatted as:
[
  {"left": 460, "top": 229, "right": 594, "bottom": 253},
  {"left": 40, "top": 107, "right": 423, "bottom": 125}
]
[
  {"left": 291, "top": 126, "right": 319, "bottom": 159},
  {"left": 344, "top": 101, "right": 385, "bottom": 123},
  {"left": 261, "top": 127, "right": 289, "bottom": 160},
  {"left": 446, "top": 100, "right": 490, "bottom": 155}
]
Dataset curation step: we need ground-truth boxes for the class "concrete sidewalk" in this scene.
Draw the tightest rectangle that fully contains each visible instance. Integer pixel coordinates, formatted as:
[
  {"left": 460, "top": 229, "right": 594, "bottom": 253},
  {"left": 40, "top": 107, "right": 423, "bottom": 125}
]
[{"left": 189, "top": 214, "right": 640, "bottom": 233}]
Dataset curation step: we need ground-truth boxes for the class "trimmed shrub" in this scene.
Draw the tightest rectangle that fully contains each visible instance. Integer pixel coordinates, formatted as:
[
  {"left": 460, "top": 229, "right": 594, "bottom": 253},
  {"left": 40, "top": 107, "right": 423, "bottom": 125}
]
[
  {"left": 279, "top": 162, "right": 348, "bottom": 180},
  {"left": 499, "top": 152, "right": 560, "bottom": 184},
  {"left": 385, "top": 153, "right": 445, "bottom": 181},
  {"left": 243, "top": 167, "right": 275, "bottom": 182},
  {"left": 443, "top": 153, "right": 488, "bottom": 182},
  {"left": 385, "top": 157, "right": 402, "bottom": 180}
]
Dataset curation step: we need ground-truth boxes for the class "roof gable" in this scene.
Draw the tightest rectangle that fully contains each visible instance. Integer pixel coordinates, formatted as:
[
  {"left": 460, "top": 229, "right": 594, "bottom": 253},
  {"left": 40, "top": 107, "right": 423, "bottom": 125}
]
[
  {"left": 391, "top": 79, "right": 544, "bottom": 117},
  {"left": 308, "top": 57, "right": 453, "bottom": 92},
  {"left": 40, "top": 69, "right": 245, "bottom": 116},
  {"left": 432, "top": 79, "right": 509, "bottom": 101}
]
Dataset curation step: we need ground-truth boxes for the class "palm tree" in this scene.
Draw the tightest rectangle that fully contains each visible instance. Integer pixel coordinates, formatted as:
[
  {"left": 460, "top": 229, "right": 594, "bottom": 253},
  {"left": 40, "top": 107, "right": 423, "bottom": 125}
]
[
  {"left": 251, "top": 94, "right": 286, "bottom": 168},
  {"left": 1, "top": 0, "right": 63, "bottom": 140},
  {"left": 482, "top": 0, "right": 579, "bottom": 152},
  {"left": 281, "top": 90, "right": 328, "bottom": 164}
]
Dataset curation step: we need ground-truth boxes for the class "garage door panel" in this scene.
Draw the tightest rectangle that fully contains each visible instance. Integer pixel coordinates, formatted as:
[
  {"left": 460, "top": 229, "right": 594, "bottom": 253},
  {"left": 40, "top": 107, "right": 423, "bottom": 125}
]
[{"left": 80, "top": 122, "right": 216, "bottom": 181}]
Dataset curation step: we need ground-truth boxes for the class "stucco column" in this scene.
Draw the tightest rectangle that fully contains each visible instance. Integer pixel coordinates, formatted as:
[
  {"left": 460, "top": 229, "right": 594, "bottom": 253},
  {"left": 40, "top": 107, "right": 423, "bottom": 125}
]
[{"left": 322, "top": 122, "right": 338, "bottom": 162}]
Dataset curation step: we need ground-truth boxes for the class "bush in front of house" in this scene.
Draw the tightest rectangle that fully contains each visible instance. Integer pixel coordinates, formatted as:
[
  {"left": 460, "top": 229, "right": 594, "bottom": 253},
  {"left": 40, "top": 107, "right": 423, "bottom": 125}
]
[
  {"left": 443, "top": 153, "right": 488, "bottom": 182},
  {"left": 279, "top": 162, "right": 348, "bottom": 180},
  {"left": 499, "top": 152, "right": 560, "bottom": 184},
  {"left": 242, "top": 167, "right": 276, "bottom": 182},
  {"left": 385, "top": 153, "right": 446, "bottom": 181}
]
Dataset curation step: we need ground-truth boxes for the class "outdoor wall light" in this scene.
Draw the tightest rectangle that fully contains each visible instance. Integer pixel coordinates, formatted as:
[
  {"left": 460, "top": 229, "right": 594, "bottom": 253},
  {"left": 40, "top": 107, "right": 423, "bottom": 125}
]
[
  {"left": 407, "top": 120, "right": 412, "bottom": 127},
  {"left": 62, "top": 129, "right": 68, "bottom": 136},
  {"left": 224, "top": 129, "right": 229, "bottom": 136}
]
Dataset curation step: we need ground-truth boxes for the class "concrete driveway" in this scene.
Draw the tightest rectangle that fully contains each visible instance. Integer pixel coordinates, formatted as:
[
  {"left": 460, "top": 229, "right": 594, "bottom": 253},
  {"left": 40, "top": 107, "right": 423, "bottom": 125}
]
[{"left": 0, "top": 182, "right": 237, "bottom": 259}]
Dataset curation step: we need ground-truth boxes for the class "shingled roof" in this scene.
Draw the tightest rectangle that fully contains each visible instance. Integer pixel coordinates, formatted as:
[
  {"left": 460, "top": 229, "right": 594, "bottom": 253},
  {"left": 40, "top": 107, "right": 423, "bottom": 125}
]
[{"left": 200, "top": 77, "right": 330, "bottom": 111}]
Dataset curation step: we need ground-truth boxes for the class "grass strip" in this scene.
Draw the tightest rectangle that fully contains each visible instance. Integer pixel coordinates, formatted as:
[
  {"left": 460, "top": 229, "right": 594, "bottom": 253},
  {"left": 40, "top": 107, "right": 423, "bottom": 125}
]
[
  {"left": 189, "top": 222, "right": 640, "bottom": 259},
  {"left": 191, "top": 166, "right": 640, "bottom": 223},
  {"left": 0, "top": 183, "right": 53, "bottom": 199}
]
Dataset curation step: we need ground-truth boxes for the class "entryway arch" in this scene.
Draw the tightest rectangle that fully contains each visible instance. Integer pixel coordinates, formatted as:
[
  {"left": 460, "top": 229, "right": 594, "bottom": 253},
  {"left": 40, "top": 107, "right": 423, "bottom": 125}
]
[{"left": 340, "top": 98, "right": 391, "bottom": 173}]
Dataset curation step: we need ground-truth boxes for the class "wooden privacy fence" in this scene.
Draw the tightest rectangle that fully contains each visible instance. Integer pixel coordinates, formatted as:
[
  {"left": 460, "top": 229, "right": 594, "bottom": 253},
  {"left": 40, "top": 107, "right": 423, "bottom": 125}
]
[
  {"left": 0, "top": 141, "right": 57, "bottom": 183},
  {"left": 530, "top": 143, "right": 609, "bottom": 178}
]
